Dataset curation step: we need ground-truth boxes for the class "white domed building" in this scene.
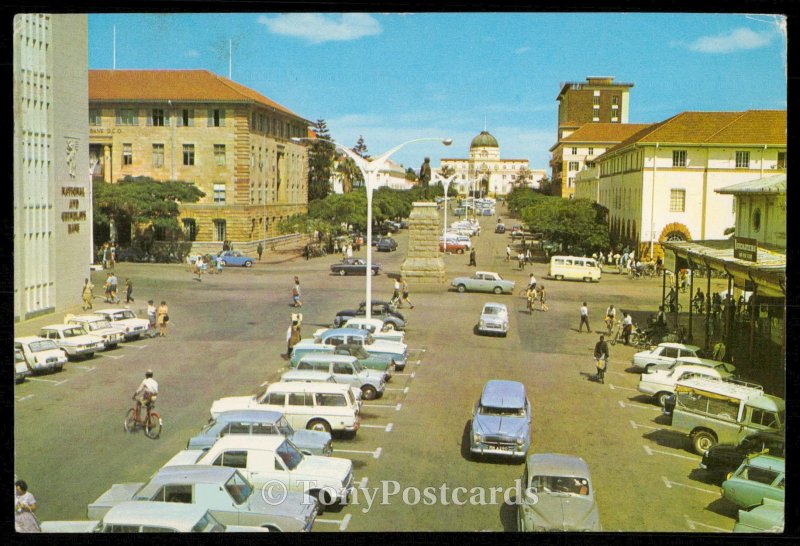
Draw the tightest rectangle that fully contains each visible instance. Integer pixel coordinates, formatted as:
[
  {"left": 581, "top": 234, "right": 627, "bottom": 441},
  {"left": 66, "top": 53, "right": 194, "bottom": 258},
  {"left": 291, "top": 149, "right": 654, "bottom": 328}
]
[{"left": 437, "top": 131, "right": 545, "bottom": 196}]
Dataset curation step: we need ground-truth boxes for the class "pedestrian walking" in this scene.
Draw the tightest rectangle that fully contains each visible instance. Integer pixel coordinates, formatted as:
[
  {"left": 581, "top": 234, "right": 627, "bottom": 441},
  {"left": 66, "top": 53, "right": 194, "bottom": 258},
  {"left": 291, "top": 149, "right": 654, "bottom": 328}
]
[
  {"left": 539, "top": 285, "right": 549, "bottom": 312},
  {"left": 517, "top": 252, "right": 525, "bottom": 270},
  {"left": 194, "top": 255, "right": 204, "bottom": 282},
  {"left": 103, "top": 272, "right": 112, "bottom": 302},
  {"left": 15, "top": 480, "right": 40, "bottom": 533},
  {"left": 579, "top": 302, "right": 591, "bottom": 333},
  {"left": 391, "top": 278, "right": 401, "bottom": 306},
  {"left": 621, "top": 312, "right": 633, "bottom": 345},
  {"left": 346, "top": 244, "right": 353, "bottom": 259},
  {"left": 102, "top": 243, "right": 111, "bottom": 269},
  {"left": 286, "top": 315, "right": 302, "bottom": 357},
  {"left": 505, "top": 245, "right": 511, "bottom": 261},
  {"left": 593, "top": 335, "right": 610, "bottom": 384},
  {"left": 292, "top": 277, "right": 302, "bottom": 307},
  {"left": 527, "top": 273, "right": 537, "bottom": 291},
  {"left": 468, "top": 247, "right": 477, "bottom": 267},
  {"left": 125, "top": 278, "right": 134, "bottom": 303},
  {"left": 82, "top": 278, "right": 94, "bottom": 310},
  {"left": 525, "top": 247, "right": 532, "bottom": 266},
  {"left": 526, "top": 285, "right": 536, "bottom": 314},
  {"left": 399, "top": 278, "right": 415, "bottom": 309},
  {"left": 108, "top": 272, "right": 119, "bottom": 303},
  {"left": 147, "top": 300, "right": 157, "bottom": 330},
  {"left": 257, "top": 242, "right": 264, "bottom": 262},
  {"left": 109, "top": 242, "right": 117, "bottom": 268},
  {"left": 216, "top": 257, "right": 223, "bottom": 275},
  {"left": 156, "top": 300, "right": 169, "bottom": 337}
]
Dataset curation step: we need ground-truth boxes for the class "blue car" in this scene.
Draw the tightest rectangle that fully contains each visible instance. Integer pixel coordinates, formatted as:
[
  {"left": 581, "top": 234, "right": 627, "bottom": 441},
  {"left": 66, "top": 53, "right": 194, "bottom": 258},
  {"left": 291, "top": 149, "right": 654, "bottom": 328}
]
[
  {"left": 217, "top": 251, "right": 255, "bottom": 268},
  {"left": 470, "top": 380, "right": 531, "bottom": 460}
]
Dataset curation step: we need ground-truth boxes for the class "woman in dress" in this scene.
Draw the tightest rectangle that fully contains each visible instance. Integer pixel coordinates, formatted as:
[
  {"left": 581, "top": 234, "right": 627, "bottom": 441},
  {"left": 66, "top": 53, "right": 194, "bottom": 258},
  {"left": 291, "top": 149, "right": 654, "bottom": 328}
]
[
  {"left": 157, "top": 301, "right": 169, "bottom": 337},
  {"left": 15, "top": 480, "right": 40, "bottom": 533}
]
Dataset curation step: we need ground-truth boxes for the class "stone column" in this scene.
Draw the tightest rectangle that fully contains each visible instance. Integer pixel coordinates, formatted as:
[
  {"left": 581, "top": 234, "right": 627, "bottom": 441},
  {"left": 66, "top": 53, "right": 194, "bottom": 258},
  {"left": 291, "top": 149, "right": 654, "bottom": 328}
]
[
  {"left": 103, "top": 145, "right": 112, "bottom": 183},
  {"left": 401, "top": 202, "right": 445, "bottom": 284}
]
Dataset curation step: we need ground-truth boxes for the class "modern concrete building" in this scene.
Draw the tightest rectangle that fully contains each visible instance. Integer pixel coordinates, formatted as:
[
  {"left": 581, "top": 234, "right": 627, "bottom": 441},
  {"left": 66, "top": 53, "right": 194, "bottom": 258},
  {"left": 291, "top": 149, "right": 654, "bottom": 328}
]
[
  {"left": 438, "top": 131, "right": 543, "bottom": 196},
  {"left": 586, "top": 110, "right": 787, "bottom": 260},
  {"left": 13, "top": 14, "right": 91, "bottom": 321},
  {"left": 88, "top": 69, "right": 310, "bottom": 245}
]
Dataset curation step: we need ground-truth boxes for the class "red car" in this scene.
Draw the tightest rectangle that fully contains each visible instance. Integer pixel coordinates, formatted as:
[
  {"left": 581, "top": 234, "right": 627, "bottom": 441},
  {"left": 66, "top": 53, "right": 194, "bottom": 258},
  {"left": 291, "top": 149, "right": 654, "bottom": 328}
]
[{"left": 439, "top": 241, "right": 466, "bottom": 254}]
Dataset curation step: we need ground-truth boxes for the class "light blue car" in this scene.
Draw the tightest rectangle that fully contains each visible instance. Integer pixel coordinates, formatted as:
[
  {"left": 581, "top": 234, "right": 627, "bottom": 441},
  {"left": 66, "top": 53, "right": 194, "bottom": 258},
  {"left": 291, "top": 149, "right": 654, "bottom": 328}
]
[
  {"left": 451, "top": 271, "right": 515, "bottom": 295},
  {"left": 470, "top": 380, "right": 531, "bottom": 460},
  {"left": 216, "top": 251, "right": 254, "bottom": 268}
]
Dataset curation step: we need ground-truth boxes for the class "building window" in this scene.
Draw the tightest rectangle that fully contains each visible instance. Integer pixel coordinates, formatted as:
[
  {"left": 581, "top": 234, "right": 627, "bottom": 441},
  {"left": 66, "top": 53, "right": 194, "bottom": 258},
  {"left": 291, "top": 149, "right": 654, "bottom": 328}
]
[
  {"left": 181, "top": 109, "right": 194, "bottom": 127},
  {"left": 182, "top": 218, "right": 197, "bottom": 241},
  {"left": 122, "top": 144, "right": 133, "bottom": 166},
  {"left": 183, "top": 144, "right": 195, "bottom": 166},
  {"left": 213, "top": 219, "right": 226, "bottom": 241},
  {"left": 672, "top": 150, "right": 687, "bottom": 167},
  {"left": 152, "top": 144, "right": 164, "bottom": 168},
  {"left": 777, "top": 152, "right": 786, "bottom": 169},
  {"left": 569, "top": 161, "right": 580, "bottom": 171},
  {"left": 612, "top": 96, "right": 619, "bottom": 106},
  {"left": 670, "top": 189, "right": 686, "bottom": 212},
  {"left": 593, "top": 96, "right": 600, "bottom": 106},
  {"left": 151, "top": 109, "right": 165, "bottom": 127},
  {"left": 568, "top": 177, "right": 574, "bottom": 188},
  {"left": 116, "top": 108, "right": 137, "bottom": 126},
  {"left": 89, "top": 109, "right": 101, "bottom": 126},
  {"left": 588, "top": 147, "right": 594, "bottom": 156},
  {"left": 214, "top": 144, "right": 226, "bottom": 166},
  {"left": 251, "top": 112, "right": 257, "bottom": 130},
  {"left": 752, "top": 208, "right": 761, "bottom": 232},
  {"left": 209, "top": 108, "right": 224, "bottom": 127},
  {"left": 571, "top": 147, "right": 577, "bottom": 155},
  {"left": 735, "top": 151, "right": 750, "bottom": 168},
  {"left": 213, "top": 183, "right": 226, "bottom": 203}
]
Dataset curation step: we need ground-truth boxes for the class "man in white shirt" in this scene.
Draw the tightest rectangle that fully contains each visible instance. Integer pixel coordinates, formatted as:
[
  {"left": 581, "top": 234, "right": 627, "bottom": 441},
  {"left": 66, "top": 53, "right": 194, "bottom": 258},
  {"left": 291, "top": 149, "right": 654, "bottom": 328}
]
[
  {"left": 579, "top": 302, "right": 591, "bottom": 333},
  {"left": 621, "top": 312, "right": 633, "bottom": 345},
  {"left": 134, "top": 369, "right": 158, "bottom": 408}
]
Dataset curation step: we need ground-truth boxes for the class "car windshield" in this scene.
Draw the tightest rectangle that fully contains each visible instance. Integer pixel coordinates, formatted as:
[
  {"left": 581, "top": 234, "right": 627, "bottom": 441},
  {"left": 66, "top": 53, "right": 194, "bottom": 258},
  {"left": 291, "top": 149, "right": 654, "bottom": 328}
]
[
  {"left": 349, "top": 345, "right": 369, "bottom": 359},
  {"left": 483, "top": 307, "right": 505, "bottom": 316},
  {"left": 530, "top": 475, "right": 590, "bottom": 496},
  {"left": 62, "top": 327, "right": 86, "bottom": 338},
  {"left": 479, "top": 404, "right": 525, "bottom": 417},
  {"left": 29, "top": 340, "right": 59, "bottom": 352},
  {"left": 277, "top": 416, "right": 294, "bottom": 435},
  {"left": 276, "top": 440, "right": 304, "bottom": 470},
  {"left": 192, "top": 513, "right": 225, "bottom": 533},
  {"left": 119, "top": 310, "right": 136, "bottom": 319},
  {"left": 88, "top": 320, "right": 113, "bottom": 330},
  {"left": 352, "top": 360, "right": 365, "bottom": 373},
  {"left": 224, "top": 472, "right": 253, "bottom": 504}
]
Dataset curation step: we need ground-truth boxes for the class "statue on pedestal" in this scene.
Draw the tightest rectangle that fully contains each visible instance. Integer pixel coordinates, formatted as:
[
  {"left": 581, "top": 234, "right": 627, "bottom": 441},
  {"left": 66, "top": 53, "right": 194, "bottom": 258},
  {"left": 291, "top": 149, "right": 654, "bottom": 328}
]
[{"left": 419, "top": 157, "right": 431, "bottom": 187}]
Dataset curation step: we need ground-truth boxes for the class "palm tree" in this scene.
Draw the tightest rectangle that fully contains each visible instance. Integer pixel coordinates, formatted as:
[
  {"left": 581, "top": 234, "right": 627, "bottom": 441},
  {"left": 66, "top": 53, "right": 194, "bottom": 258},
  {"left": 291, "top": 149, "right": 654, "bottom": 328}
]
[{"left": 336, "top": 155, "right": 361, "bottom": 193}]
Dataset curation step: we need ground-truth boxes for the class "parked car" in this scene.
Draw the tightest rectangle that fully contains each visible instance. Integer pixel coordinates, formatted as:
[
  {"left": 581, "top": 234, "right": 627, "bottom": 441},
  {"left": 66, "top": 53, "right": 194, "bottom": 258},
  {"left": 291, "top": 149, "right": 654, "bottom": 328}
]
[
  {"left": 295, "top": 328, "right": 408, "bottom": 370},
  {"left": 290, "top": 342, "right": 396, "bottom": 377},
  {"left": 64, "top": 314, "right": 125, "bottom": 349},
  {"left": 439, "top": 241, "right": 467, "bottom": 254},
  {"left": 631, "top": 342, "right": 703, "bottom": 373},
  {"left": 477, "top": 302, "right": 509, "bottom": 337},
  {"left": 39, "top": 324, "right": 105, "bottom": 359},
  {"left": 210, "top": 381, "right": 361, "bottom": 435},
  {"left": 93, "top": 308, "right": 152, "bottom": 340},
  {"left": 700, "top": 431, "right": 785, "bottom": 480},
  {"left": 330, "top": 258, "right": 382, "bottom": 276},
  {"left": 279, "top": 370, "right": 364, "bottom": 404},
  {"left": 333, "top": 300, "right": 406, "bottom": 330},
  {"left": 339, "top": 317, "right": 405, "bottom": 344},
  {"left": 495, "top": 223, "right": 506, "bottom": 234},
  {"left": 216, "top": 250, "right": 254, "bottom": 268},
  {"left": 291, "top": 354, "right": 386, "bottom": 400},
  {"left": 163, "top": 436, "right": 354, "bottom": 507},
  {"left": 14, "top": 347, "right": 31, "bottom": 383},
  {"left": 666, "top": 376, "right": 785, "bottom": 454},
  {"left": 637, "top": 363, "right": 731, "bottom": 407},
  {"left": 186, "top": 409, "right": 333, "bottom": 455},
  {"left": 451, "top": 271, "right": 515, "bottom": 295},
  {"left": 41, "top": 501, "right": 270, "bottom": 533},
  {"left": 733, "top": 498, "right": 784, "bottom": 533},
  {"left": 470, "top": 380, "right": 531, "bottom": 459},
  {"left": 376, "top": 238, "right": 398, "bottom": 252},
  {"left": 517, "top": 454, "right": 601, "bottom": 531},
  {"left": 722, "top": 455, "right": 785, "bottom": 509},
  {"left": 88, "top": 466, "right": 317, "bottom": 532},
  {"left": 14, "top": 336, "right": 67, "bottom": 373},
  {"left": 399, "top": 219, "right": 409, "bottom": 229},
  {"left": 548, "top": 256, "right": 602, "bottom": 282}
]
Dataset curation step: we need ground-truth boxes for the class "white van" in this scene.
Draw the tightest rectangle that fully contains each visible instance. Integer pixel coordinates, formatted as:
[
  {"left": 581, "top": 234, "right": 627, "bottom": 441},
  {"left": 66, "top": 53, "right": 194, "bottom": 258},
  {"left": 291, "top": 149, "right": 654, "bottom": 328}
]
[
  {"left": 548, "top": 256, "right": 602, "bottom": 282},
  {"left": 210, "top": 382, "right": 361, "bottom": 436}
]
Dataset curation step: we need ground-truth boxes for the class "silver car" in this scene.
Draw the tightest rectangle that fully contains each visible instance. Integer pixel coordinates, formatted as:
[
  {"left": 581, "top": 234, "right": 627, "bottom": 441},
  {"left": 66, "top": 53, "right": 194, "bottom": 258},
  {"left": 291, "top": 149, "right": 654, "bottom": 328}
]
[
  {"left": 470, "top": 380, "right": 531, "bottom": 459},
  {"left": 476, "top": 302, "right": 509, "bottom": 337}
]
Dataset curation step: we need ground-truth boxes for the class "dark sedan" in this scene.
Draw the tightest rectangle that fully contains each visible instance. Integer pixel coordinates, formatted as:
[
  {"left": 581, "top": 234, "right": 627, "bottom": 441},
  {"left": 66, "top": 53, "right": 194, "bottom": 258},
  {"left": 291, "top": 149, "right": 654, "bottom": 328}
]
[
  {"left": 700, "top": 432, "right": 785, "bottom": 481},
  {"left": 333, "top": 300, "right": 406, "bottom": 330},
  {"left": 376, "top": 238, "right": 398, "bottom": 252},
  {"left": 330, "top": 258, "right": 382, "bottom": 276}
]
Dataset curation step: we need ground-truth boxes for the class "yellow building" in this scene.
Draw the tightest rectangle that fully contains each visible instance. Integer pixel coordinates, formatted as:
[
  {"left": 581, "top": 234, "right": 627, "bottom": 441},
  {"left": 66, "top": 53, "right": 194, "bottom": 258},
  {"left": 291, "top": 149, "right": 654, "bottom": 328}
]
[{"left": 88, "top": 69, "right": 310, "bottom": 245}]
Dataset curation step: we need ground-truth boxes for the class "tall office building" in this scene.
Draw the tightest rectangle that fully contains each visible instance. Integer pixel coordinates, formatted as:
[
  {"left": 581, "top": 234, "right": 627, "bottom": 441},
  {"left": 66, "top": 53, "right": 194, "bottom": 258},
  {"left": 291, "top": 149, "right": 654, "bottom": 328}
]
[{"left": 14, "top": 14, "right": 91, "bottom": 321}]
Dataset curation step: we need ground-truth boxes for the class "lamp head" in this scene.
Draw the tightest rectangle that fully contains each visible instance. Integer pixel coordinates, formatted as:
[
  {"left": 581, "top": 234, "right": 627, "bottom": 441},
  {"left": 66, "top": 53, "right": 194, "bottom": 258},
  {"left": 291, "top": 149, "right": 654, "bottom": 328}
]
[{"left": 442, "top": 138, "right": 453, "bottom": 146}]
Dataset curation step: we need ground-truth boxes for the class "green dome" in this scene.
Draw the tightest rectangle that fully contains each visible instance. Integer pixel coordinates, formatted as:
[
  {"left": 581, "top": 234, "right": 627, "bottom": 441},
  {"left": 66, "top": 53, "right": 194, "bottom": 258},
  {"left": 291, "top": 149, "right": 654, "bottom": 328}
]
[{"left": 470, "top": 131, "right": 499, "bottom": 148}]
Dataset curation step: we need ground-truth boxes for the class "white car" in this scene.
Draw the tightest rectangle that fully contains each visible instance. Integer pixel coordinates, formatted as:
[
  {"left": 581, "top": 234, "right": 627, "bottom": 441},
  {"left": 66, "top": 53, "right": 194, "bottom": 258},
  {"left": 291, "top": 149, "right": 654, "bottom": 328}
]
[
  {"left": 631, "top": 342, "right": 702, "bottom": 373},
  {"left": 64, "top": 314, "right": 126, "bottom": 349},
  {"left": 93, "top": 308, "right": 152, "bottom": 340},
  {"left": 477, "top": 302, "right": 509, "bottom": 337},
  {"left": 15, "top": 347, "right": 31, "bottom": 383},
  {"left": 14, "top": 336, "right": 67, "bottom": 373},
  {"left": 638, "top": 363, "right": 731, "bottom": 406},
  {"left": 338, "top": 318, "right": 405, "bottom": 344},
  {"left": 163, "top": 435, "right": 354, "bottom": 506},
  {"left": 39, "top": 324, "right": 105, "bottom": 359}
]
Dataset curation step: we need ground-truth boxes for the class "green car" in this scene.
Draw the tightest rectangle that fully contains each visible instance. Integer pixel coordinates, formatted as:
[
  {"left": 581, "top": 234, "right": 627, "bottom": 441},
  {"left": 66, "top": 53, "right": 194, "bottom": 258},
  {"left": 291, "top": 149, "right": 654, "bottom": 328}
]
[
  {"left": 733, "top": 498, "right": 784, "bottom": 533},
  {"left": 290, "top": 343, "right": 395, "bottom": 380},
  {"left": 722, "top": 455, "right": 784, "bottom": 509}
]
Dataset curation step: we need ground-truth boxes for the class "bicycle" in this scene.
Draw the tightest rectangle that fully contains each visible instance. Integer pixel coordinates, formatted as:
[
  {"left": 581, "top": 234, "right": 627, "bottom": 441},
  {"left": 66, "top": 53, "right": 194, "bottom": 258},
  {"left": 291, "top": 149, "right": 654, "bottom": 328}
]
[
  {"left": 592, "top": 356, "right": 608, "bottom": 383},
  {"left": 124, "top": 397, "right": 162, "bottom": 439},
  {"left": 608, "top": 320, "right": 623, "bottom": 345}
]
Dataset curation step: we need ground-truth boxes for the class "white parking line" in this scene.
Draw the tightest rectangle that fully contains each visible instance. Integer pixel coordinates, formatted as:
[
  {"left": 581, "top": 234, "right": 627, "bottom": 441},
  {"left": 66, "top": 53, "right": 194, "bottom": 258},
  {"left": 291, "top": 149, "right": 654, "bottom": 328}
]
[
  {"left": 683, "top": 514, "right": 729, "bottom": 533},
  {"left": 645, "top": 445, "right": 700, "bottom": 462},
  {"left": 608, "top": 383, "right": 639, "bottom": 392},
  {"left": 27, "top": 377, "right": 69, "bottom": 386},
  {"left": 383, "top": 387, "right": 409, "bottom": 395},
  {"left": 392, "top": 371, "right": 415, "bottom": 377},
  {"left": 16, "top": 395, "right": 34, "bottom": 402},
  {"left": 360, "top": 423, "right": 393, "bottom": 432},
  {"left": 618, "top": 400, "right": 660, "bottom": 411},
  {"left": 125, "top": 344, "right": 148, "bottom": 349},
  {"left": 316, "top": 513, "right": 352, "bottom": 531},
  {"left": 362, "top": 403, "right": 402, "bottom": 411},
  {"left": 336, "top": 447, "right": 382, "bottom": 459},
  {"left": 629, "top": 420, "right": 659, "bottom": 430},
  {"left": 74, "top": 365, "right": 96, "bottom": 372},
  {"left": 662, "top": 476, "right": 718, "bottom": 494},
  {"left": 98, "top": 353, "right": 125, "bottom": 360}
]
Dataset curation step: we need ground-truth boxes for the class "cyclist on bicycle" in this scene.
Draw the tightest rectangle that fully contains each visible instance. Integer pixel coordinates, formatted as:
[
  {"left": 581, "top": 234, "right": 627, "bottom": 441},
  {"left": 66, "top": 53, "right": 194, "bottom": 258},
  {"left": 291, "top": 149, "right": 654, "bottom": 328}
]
[
  {"left": 593, "top": 335, "right": 610, "bottom": 384},
  {"left": 134, "top": 369, "right": 159, "bottom": 410},
  {"left": 604, "top": 305, "right": 617, "bottom": 333}
]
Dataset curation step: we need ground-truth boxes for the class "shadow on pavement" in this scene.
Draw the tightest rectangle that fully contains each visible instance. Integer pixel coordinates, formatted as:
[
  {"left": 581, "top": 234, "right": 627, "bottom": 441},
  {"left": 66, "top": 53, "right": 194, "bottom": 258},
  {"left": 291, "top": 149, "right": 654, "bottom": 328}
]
[
  {"left": 499, "top": 494, "right": 519, "bottom": 532},
  {"left": 642, "top": 429, "right": 694, "bottom": 453},
  {"left": 704, "top": 497, "right": 739, "bottom": 519}
]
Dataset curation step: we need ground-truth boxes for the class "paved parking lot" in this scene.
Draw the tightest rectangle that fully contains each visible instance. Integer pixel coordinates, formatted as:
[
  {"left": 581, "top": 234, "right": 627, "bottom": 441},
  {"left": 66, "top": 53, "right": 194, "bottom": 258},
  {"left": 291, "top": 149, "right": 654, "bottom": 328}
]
[{"left": 14, "top": 209, "right": 742, "bottom": 532}]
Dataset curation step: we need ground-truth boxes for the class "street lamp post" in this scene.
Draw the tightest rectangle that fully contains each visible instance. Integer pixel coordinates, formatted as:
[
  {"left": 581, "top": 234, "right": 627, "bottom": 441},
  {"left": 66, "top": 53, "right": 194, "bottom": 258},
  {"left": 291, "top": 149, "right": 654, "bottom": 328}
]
[
  {"left": 432, "top": 172, "right": 457, "bottom": 253},
  {"left": 293, "top": 136, "right": 452, "bottom": 318}
]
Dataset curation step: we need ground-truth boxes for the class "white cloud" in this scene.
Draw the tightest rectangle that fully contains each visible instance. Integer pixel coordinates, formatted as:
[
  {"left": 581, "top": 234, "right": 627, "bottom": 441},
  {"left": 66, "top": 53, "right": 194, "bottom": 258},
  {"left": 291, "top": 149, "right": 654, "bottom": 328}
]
[
  {"left": 184, "top": 49, "right": 200, "bottom": 58},
  {"left": 515, "top": 46, "right": 530, "bottom": 54},
  {"left": 686, "top": 27, "right": 773, "bottom": 54},
  {"left": 257, "top": 13, "right": 381, "bottom": 44}
]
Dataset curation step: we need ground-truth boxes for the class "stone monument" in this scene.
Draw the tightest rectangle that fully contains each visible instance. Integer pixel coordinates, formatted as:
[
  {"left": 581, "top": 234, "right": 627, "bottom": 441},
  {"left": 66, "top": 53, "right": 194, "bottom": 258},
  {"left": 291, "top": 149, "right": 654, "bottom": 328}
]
[{"left": 401, "top": 202, "right": 446, "bottom": 284}]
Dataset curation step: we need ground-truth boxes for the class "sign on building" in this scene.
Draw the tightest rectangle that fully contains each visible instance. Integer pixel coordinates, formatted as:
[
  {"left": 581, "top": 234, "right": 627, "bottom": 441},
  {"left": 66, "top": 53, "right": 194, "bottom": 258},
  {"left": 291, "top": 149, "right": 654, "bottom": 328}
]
[{"left": 734, "top": 237, "right": 758, "bottom": 262}]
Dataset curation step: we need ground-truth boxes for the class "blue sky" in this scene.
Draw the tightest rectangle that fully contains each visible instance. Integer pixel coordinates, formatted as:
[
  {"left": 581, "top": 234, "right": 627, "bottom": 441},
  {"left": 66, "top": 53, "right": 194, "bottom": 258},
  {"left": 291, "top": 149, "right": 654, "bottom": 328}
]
[{"left": 88, "top": 12, "right": 787, "bottom": 172}]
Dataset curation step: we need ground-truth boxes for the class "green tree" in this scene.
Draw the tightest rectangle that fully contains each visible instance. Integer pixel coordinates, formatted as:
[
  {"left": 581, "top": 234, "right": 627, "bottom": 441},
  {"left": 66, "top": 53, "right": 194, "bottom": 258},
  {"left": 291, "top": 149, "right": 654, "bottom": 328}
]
[
  {"left": 514, "top": 167, "right": 533, "bottom": 188},
  {"left": 519, "top": 196, "right": 610, "bottom": 253},
  {"left": 353, "top": 135, "right": 369, "bottom": 159},
  {"left": 336, "top": 155, "right": 361, "bottom": 193},
  {"left": 405, "top": 167, "right": 418, "bottom": 181},
  {"left": 307, "top": 119, "right": 335, "bottom": 201}
]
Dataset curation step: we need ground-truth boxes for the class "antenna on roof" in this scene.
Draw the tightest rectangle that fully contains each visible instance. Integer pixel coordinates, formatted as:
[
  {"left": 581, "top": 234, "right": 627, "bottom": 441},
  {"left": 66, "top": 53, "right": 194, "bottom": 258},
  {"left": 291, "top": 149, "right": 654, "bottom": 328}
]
[{"left": 113, "top": 25, "right": 116, "bottom": 70}]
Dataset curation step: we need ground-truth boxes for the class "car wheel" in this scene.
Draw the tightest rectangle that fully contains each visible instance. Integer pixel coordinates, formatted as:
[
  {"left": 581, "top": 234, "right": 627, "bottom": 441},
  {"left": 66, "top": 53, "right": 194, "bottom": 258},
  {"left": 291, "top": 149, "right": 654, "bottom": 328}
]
[
  {"left": 656, "top": 392, "right": 671, "bottom": 407},
  {"left": 493, "top": 286, "right": 503, "bottom": 294},
  {"left": 372, "top": 269, "right": 378, "bottom": 275},
  {"left": 244, "top": 261, "right": 253, "bottom": 268},
  {"left": 459, "top": 248, "right": 465, "bottom": 254},
  {"left": 457, "top": 284, "right": 466, "bottom": 293},
  {"left": 383, "top": 322, "right": 396, "bottom": 332},
  {"left": 555, "top": 275, "right": 564, "bottom": 281},
  {"left": 339, "top": 269, "right": 346, "bottom": 276},
  {"left": 692, "top": 430, "right": 717, "bottom": 455},
  {"left": 307, "top": 419, "right": 332, "bottom": 434},
  {"left": 361, "top": 385, "right": 378, "bottom": 400},
  {"left": 584, "top": 276, "right": 592, "bottom": 282}
]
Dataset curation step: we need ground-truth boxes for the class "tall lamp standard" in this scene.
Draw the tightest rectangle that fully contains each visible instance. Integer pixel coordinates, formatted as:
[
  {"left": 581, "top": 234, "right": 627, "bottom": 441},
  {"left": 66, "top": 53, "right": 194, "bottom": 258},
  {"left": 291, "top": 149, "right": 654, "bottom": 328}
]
[
  {"left": 432, "top": 171, "right": 457, "bottom": 252},
  {"left": 293, "top": 136, "right": 452, "bottom": 318}
]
